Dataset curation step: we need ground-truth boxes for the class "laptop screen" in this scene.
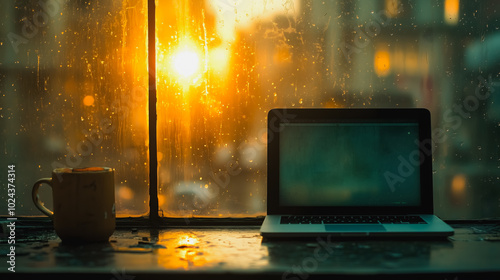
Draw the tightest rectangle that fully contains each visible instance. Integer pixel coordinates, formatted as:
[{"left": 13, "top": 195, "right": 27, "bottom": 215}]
[{"left": 279, "top": 121, "right": 421, "bottom": 207}]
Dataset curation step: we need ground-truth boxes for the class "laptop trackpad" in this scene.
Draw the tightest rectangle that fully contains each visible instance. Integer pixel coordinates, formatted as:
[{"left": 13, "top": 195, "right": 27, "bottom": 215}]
[{"left": 325, "top": 225, "right": 386, "bottom": 232}]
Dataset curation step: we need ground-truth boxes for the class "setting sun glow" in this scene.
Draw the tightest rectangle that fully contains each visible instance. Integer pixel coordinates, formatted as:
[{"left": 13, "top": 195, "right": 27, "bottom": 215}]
[{"left": 172, "top": 49, "right": 201, "bottom": 79}]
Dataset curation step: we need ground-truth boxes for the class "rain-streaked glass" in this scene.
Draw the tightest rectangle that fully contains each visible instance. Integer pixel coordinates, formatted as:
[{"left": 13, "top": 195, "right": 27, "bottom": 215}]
[
  {"left": 0, "top": 0, "right": 149, "bottom": 216},
  {"left": 1, "top": 0, "right": 499, "bottom": 219}
]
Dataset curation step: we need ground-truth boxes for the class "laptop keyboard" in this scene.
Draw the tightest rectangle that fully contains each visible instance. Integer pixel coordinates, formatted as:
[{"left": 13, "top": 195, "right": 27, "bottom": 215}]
[{"left": 280, "top": 215, "right": 427, "bottom": 225}]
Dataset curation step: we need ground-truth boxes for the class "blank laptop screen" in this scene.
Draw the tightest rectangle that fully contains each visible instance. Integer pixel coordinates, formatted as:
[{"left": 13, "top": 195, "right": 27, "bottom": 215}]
[{"left": 279, "top": 122, "right": 421, "bottom": 207}]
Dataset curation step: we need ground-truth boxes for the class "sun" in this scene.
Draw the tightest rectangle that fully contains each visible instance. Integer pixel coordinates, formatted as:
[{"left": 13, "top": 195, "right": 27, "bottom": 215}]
[{"left": 171, "top": 49, "right": 201, "bottom": 79}]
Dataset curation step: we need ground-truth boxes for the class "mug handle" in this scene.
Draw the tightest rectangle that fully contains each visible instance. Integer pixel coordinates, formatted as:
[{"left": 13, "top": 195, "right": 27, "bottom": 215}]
[{"left": 32, "top": 178, "right": 54, "bottom": 218}]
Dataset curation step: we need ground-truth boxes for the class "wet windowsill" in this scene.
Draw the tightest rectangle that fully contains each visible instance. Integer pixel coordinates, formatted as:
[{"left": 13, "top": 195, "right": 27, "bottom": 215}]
[{"left": 1, "top": 221, "right": 500, "bottom": 279}]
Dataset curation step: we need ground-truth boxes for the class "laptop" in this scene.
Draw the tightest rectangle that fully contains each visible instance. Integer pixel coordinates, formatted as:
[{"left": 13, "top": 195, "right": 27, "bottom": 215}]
[{"left": 260, "top": 108, "right": 454, "bottom": 238}]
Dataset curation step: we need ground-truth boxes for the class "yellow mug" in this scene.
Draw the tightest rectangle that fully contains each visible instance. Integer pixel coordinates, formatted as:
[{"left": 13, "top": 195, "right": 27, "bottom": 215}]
[{"left": 32, "top": 167, "right": 116, "bottom": 242}]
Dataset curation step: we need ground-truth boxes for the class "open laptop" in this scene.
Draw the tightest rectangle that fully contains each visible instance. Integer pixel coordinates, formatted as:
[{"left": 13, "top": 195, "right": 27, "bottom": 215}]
[{"left": 260, "top": 108, "right": 454, "bottom": 238}]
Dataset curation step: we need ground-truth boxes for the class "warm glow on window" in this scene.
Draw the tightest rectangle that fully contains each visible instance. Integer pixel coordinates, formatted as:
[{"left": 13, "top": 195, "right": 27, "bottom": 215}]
[
  {"left": 118, "top": 186, "right": 134, "bottom": 200},
  {"left": 209, "top": 46, "right": 230, "bottom": 75},
  {"left": 172, "top": 49, "right": 201, "bottom": 79},
  {"left": 450, "top": 174, "right": 467, "bottom": 205},
  {"left": 451, "top": 174, "right": 467, "bottom": 194},
  {"left": 385, "top": 0, "right": 401, "bottom": 18},
  {"left": 83, "top": 95, "right": 95, "bottom": 106},
  {"left": 374, "top": 50, "right": 391, "bottom": 77},
  {"left": 206, "top": 0, "right": 299, "bottom": 42},
  {"left": 444, "top": 0, "right": 460, "bottom": 25}
]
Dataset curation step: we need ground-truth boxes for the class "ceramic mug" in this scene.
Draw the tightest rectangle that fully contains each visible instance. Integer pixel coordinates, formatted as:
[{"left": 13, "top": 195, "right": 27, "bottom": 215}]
[{"left": 32, "top": 167, "right": 116, "bottom": 242}]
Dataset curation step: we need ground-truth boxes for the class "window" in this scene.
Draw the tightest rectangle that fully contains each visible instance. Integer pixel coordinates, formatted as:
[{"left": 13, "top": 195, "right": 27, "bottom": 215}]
[
  {"left": 0, "top": 0, "right": 149, "bottom": 216},
  {"left": 1, "top": 0, "right": 499, "bottom": 219}
]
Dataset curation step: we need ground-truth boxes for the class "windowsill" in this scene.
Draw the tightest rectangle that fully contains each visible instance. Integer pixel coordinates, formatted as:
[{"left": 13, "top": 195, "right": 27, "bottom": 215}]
[
  {"left": 6, "top": 216, "right": 500, "bottom": 228},
  {"left": 2, "top": 219, "right": 500, "bottom": 279}
]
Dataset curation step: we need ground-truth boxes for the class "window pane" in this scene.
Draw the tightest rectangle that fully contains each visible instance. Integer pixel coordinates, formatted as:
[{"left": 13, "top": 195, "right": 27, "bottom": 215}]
[
  {"left": 0, "top": 0, "right": 149, "bottom": 216},
  {"left": 157, "top": 0, "right": 500, "bottom": 219},
  {"left": 2, "top": 0, "right": 498, "bottom": 220}
]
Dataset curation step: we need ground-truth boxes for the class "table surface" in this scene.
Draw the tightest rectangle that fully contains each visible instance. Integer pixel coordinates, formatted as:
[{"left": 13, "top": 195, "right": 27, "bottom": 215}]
[{"left": 2, "top": 222, "right": 500, "bottom": 279}]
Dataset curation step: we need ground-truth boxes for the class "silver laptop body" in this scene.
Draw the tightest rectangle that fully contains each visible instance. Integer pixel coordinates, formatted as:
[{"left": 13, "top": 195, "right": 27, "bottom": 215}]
[{"left": 260, "top": 108, "right": 454, "bottom": 238}]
